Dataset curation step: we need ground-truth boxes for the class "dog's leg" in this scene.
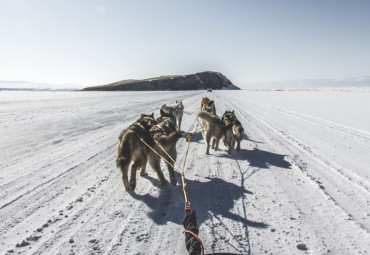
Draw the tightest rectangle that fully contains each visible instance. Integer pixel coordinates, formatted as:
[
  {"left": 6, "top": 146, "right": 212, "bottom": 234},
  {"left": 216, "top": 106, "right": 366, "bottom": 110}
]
[
  {"left": 166, "top": 148, "right": 177, "bottom": 186},
  {"left": 211, "top": 137, "right": 215, "bottom": 149},
  {"left": 117, "top": 156, "right": 131, "bottom": 191},
  {"left": 236, "top": 141, "right": 241, "bottom": 153},
  {"left": 227, "top": 142, "right": 232, "bottom": 154},
  {"left": 224, "top": 139, "right": 232, "bottom": 155},
  {"left": 130, "top": 163, "right": 138, "bottom": 190},
  {"left": 205, "top": 132, "right": 211, "bottom": 155},
  {"left": 214, "top": 138, "right": 220, "bottom": 151},
  {"left": 222, "top": 137, "right": 227, "bottom": 147},
  {"left": 177, "top": 116, "right": 182, "bottom": 131},
  {"left": 148, "top": 153, "right": 166, "bottom": 185},
  {"left": 231, "top": 139, "right": 236, "bottom": 149},
  {"left": 139, "top": 167, "right": 148, "bottom": 176}
]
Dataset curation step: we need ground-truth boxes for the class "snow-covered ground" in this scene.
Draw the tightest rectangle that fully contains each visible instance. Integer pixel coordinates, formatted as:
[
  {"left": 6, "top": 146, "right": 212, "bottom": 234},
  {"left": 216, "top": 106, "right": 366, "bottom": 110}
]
[{"left": 1, "top": 89, "right": 369, "bottom": 254}]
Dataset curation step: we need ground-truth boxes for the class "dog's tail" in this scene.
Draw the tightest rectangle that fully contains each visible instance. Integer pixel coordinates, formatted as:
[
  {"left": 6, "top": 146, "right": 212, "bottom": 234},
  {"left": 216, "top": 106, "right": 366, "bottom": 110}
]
[
  {"left": 155, "top": 130, "right": 182, "bottom": 147},
  {"left": 160, "top": 105, "right": 175, "bottom": 120},
  {"left": 233, "top": 125, "right": 244, "bottom": 141},
  {"left": 197, "top": 111, "right": 219, "bottom": 124},
  {"left": 161, "top": 104, "right": 171, "bottom": 113},
  {"left": 116, "top": 133, "right": 132, "bottom": 172}
]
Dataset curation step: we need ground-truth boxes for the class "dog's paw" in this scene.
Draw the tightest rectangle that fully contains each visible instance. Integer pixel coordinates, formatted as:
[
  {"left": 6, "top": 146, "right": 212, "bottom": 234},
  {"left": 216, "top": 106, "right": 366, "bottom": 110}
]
[
  {"left": 170, "top": 177, "right": 177, "bottom": 186},
  {"left": 140, "top": 171, "right": 148, "bottom": 177},
  {"left": 129, "top": 181, "right": 136, "bottom": 190}
]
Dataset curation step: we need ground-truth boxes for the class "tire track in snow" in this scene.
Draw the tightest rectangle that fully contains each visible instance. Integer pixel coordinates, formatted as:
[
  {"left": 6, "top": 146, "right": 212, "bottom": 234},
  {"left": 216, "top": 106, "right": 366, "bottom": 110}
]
[{"left": 246, "top": 99, "right": 370, "bottom": 146}]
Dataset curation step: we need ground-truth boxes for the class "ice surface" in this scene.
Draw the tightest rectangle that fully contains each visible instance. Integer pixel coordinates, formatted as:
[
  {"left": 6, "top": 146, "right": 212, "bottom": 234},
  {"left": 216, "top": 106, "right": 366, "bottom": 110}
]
[{"left": 1, "top": 89, "right": 369, "bottom": 254}]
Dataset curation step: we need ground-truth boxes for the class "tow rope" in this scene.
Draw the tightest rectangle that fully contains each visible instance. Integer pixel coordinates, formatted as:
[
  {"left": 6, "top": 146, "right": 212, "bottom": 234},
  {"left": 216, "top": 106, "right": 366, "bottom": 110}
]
[
  {"left": 176, "top": 108, "right": 200, "bottom": 115},
  {"left": 140, "top": 114, "right": 205, "bottom": 254}
]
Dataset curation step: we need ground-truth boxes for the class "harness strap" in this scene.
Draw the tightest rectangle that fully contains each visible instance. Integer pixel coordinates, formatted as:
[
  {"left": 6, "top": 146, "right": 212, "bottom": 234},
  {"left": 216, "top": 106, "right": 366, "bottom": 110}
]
[
  {"left": 156, "top": 141, "right": 179, "bottom": 168},
  {"left": 140, "top": 139, "right": 176, "bottom": 169}
]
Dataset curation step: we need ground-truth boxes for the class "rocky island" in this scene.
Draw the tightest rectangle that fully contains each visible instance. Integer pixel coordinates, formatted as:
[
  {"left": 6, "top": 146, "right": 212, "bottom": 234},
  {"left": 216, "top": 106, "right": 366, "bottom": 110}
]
[{"left": 81, "top": 71, "right": 239, "bottom": 91}]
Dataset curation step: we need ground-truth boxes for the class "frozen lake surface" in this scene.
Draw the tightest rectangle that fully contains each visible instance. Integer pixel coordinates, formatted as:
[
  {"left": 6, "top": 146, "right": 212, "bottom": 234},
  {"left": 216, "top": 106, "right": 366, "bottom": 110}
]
[{"left": 1, "top": 89, "right": 369, "bottom": 254}]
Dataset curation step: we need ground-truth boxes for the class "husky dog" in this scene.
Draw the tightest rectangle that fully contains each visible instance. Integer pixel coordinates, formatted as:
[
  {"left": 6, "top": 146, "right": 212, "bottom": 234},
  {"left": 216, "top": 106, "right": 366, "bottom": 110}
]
[
  {"left": 222, "top": 110, "right": 244, "bottom": 154},
  {"left": 200, "top": 97, "right": 211, "bottom": 109},
  {"left": 202, "top": 103, "right": 216, "bottom": 115},
  {"left": 116, "top": 113, "right": 157, "bottom": 190},
  {"left": 197, "top": 111, "right": 224, "bottom": 155},
  {"left": 148, "top": 116, "right": 181, "bottom": 186},
  {"left": 200, "top": 97, "right": 216, "bottom": 115},
  {"left": 160, "top": 100, "right": 184, "bottom": 130}
]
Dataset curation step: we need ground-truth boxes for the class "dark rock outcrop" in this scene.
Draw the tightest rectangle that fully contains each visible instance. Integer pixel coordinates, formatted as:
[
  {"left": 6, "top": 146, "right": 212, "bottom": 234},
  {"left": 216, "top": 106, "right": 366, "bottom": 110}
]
[{"left": 81, "top": 71, "right": 239, "bottom": 91}]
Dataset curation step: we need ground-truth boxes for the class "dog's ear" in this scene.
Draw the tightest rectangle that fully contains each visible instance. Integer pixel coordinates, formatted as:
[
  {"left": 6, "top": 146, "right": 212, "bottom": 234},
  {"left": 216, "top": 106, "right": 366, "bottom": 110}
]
[
  {"left": 141, "top": 113, "right": 144, "bottom": 118},
  {"left": 232, "top": 110, "right": 235, "bottom": 114},
  {"left": 150, "top": 113, "right": 154, "bottom": 117},
  {"left": 176, "top": 100, "right": 178, "bottom": 103}
]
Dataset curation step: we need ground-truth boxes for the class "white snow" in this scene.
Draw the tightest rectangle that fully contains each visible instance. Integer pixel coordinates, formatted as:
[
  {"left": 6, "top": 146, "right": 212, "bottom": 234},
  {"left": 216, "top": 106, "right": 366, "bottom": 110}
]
[{"left": 1, "top": 89, "right": 370, "bottom": 254}]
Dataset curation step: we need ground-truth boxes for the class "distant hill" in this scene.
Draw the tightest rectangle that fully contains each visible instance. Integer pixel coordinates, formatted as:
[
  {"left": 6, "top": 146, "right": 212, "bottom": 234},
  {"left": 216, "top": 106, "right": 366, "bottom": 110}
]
[
  {"left": 0, "top": 80, "right": 80, "bottom": 91},
  {"left": 81, "top": 71, "right": 239, "bottom": 91}
]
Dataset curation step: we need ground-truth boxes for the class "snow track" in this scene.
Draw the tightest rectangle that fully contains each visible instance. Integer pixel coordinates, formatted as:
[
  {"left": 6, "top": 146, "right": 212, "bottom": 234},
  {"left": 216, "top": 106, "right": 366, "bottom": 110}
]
[{"left": 1, "top": 90, "right": 369, "bottom": 254}]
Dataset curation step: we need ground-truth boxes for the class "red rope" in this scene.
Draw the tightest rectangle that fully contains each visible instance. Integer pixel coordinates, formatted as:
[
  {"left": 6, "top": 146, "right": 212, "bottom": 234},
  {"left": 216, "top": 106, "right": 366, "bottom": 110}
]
[{"left": 183, "top": 230, "right": 205, "bottom": 255}]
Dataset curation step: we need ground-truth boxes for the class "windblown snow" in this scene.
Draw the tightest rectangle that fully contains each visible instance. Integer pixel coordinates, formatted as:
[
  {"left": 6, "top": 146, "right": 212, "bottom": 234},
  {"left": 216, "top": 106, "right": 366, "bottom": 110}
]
[{"left": 1, "top": 89, "right": 370, "bottom": 254}]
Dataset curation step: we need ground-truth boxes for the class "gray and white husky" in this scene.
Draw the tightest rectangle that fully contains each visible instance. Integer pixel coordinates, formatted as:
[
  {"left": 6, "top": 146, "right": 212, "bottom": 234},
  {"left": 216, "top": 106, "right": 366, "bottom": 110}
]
[
  {"left": 197, "top": 111, "right": 224, "bottom": 155},
  {"left": 161, "top": 100, "right": 184, "bottom": 130}
]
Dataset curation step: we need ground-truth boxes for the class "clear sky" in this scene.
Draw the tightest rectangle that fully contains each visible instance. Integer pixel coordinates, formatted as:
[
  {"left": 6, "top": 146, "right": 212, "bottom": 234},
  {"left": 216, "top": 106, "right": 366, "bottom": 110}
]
[{"left": 1, "top": 0, "right": 369, "bottom": 88}]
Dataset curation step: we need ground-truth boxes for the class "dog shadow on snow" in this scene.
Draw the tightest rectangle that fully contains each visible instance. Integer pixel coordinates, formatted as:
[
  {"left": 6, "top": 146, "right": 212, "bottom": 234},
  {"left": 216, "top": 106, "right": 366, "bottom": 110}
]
[
  {"left": 216, "top": 148, "right": 291, "bottom": 170},
  {"left": 129, "top": 174, "right": 269, "bottom": 229}
]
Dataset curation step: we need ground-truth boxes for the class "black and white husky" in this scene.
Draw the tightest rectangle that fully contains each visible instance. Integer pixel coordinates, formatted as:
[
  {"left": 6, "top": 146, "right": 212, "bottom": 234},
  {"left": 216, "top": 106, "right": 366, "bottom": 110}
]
[
  {"left": 161, "top": 100, "right": 184, "bottom": 130},
  {"left": 222, "top": 110, "right": 244, "bottom": 154}
]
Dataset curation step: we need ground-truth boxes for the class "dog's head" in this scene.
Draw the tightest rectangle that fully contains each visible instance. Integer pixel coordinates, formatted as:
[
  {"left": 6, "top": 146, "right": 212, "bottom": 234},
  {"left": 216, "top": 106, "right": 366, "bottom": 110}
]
[
  {"left": 203, "top": 104, "right": 216, "bottom": 115},
  {"left": 222, "top": 110, "right": 235, "bottom": 118},
  {"left": 175, "top": 100, "right": 183, "bottom": 109},
  {"left": 222, "top": 110, "right": 236, "bottom": 125},
  {"left": 201, "top": 97, "right": 210, "bottom": 105},
  {"left": 139, "top": 113, "right": 156, "bottom": 129}
]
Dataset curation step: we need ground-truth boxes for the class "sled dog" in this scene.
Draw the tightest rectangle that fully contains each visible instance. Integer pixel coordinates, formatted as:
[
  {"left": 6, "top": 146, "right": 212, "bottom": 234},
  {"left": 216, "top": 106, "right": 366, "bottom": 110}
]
[
  {"left": 222, "top": 110, "right": 244, "bottom": 154},
  {"left": 200, "top": 97, "right": 216, "bottom": 115},
  {"left": 197, "top": 111, "right": 224, "bottom": 155},
  {"left": 148, "top": 116, "right": 181, "bottom": 186},
  {"left": 160, "top": 100, "right": 184, "bottom": 130},
  {"left": 116, "top": 113, "right": 157, "bottom": 190}
]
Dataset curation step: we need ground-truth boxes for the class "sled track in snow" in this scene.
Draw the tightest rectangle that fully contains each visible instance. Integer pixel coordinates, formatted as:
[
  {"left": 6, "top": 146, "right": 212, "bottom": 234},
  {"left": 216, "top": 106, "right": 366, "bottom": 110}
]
[{"left": 220, "top": 95, "right": 370, "bottom": 232}]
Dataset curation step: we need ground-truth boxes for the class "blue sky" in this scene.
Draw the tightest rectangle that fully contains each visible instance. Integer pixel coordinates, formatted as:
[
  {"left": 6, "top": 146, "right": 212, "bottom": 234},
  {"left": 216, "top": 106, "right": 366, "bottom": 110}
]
[{"left": 1, "top": 0, "right": 369, "bottom": 87}]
